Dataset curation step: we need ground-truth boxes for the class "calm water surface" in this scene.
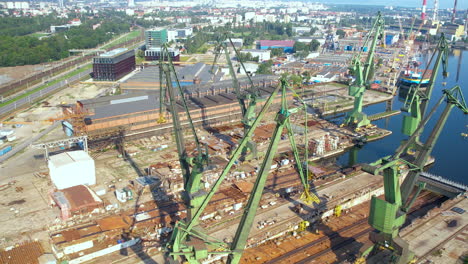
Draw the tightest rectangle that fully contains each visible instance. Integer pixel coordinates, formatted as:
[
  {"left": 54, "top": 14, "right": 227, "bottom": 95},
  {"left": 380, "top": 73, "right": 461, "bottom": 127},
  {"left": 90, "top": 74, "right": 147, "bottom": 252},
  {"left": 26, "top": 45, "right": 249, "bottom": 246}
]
[{"left": 335, "top": 49, "right": 468, "bottom": 184}]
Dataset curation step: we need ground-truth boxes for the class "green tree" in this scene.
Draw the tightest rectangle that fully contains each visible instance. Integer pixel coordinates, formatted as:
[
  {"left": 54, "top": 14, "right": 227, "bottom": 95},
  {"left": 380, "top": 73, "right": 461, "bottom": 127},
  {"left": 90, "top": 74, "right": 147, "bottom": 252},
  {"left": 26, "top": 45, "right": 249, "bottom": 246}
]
[
  {"left": 302, "top": 71, "right": 311, "bottom": 83},
  {"left": 293, "top": 42, "right": 308, "bottom": 52},
  {"left": 310, "top": 27, "right": 318, "bottom": 36},
  {"left": 237, "top": 52, "right": 258, "bottom": 62},
  {"left": 336, "top": 29, "right": 346, "bottom": 39},
  {"left": 290, "top": 74, "right": 303, "bottom": 86},
  {"left": 256, "top": 60, "right": 273, "bottom": 74},
  {"left": 296, "top": 51, "right": 309, "bottom": 59},
  {"left": 310, "top": 39, "right": 321, "bottom": 51},
  {"left": 285, "top": 24, "right": 293, "bottom": 37},
  {"left": 270, "top": 48, "right": 284, "bottom": 57}
]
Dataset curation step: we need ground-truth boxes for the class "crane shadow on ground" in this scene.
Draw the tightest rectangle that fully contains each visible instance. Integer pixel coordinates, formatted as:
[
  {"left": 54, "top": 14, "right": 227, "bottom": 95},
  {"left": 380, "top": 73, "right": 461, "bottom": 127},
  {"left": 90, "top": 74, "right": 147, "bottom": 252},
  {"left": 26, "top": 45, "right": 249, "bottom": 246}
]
[
  {"left": 116, "top": 138, "right": 179, "bottom": 264},
  {"left": 281, "top": 191, "right": 364, "bottom": 264}
]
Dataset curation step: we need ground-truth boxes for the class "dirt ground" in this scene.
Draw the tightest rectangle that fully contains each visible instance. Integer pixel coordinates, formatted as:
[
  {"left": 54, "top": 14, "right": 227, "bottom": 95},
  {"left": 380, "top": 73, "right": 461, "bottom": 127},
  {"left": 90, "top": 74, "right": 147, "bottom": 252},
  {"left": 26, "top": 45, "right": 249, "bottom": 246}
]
[
  {"left": 0, "top": 64, "right": 46, "bottom": 86},
  {"left": 0, "top": 56, "right": 83, "bottom": 87}
]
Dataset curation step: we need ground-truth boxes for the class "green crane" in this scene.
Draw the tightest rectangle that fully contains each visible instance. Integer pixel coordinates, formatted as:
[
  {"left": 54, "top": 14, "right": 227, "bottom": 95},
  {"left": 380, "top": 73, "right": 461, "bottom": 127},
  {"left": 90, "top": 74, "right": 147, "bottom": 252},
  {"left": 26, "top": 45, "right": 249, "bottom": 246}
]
[
  {"left": 212, "top": 36, "right": 260, "bottom": 158},
  {"left": 357, "top": 85, "right": 468, "bottom": 264},
  {"left": 343, "top": 12, "right": 385, "bottom": 128},
  {"left": 167, "top": 77, "right": 319, "bottom": 264},
  {"left": 158, "top": 45, "right": 209, "bottom": 230},
  {"left": 401, "top": 33, "right": 449, "bottom": 137}
]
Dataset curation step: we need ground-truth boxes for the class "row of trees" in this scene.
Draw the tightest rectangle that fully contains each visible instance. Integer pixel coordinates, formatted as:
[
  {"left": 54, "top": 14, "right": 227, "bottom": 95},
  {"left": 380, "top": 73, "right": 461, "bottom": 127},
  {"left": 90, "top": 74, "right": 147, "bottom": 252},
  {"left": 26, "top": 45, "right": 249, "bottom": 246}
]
[
  {"left": 0, "top": 19, "right": 131, "bottom": 66},
  {"left": 293, "top": 40, "right": 321, "bottom": 58},
  {"left": 184, "top": 32, "right": 218, "bottom": 54},
  {"left": 237, "top": 52, "right": 259, "bottom": 63},
  {"left": 0, "top": 15, "right": 68, "bottom": 36}
]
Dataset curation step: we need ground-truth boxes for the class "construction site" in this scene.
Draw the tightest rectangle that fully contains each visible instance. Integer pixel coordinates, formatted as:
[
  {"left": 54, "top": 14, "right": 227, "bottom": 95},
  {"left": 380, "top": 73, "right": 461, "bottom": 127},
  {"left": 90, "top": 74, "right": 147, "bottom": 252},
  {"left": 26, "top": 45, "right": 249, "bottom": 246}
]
[{"left": 0, "top": 10, "right": 467, "bottom": 264}]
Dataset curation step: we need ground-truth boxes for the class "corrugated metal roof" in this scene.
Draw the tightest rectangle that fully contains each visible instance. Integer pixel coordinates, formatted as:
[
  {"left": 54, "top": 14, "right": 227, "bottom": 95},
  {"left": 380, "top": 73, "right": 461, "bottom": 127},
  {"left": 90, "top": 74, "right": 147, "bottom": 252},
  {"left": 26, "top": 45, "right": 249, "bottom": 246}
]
[
  {"left": 124, "top": 63, "right": 217, "bottom": 84},
  {"left": 62, "top": 229, "right": 81, "bottom": 242},
  {"left": 234, "top": 181, "right": 254, "bottom": 193},
  {"left": 86, "top": 75, "right": 277, "bottom": 120},
  {"left": 97, "top": 215, "right": 131, "bottom": 231},
  {"left": 110, "top": 95, "right": 148, "bottom": 105},
  {"left": 259, "top": 40, "right": 295, "bottom": 47},
  {"left": 91, "top": 94, "right": 159, "bottom": 120},
  {"left": 0, "top": 241, "right": 44, "bottom": 264},
  {"left": 56, "top": 185, "right": 102, "bottom": 211}
]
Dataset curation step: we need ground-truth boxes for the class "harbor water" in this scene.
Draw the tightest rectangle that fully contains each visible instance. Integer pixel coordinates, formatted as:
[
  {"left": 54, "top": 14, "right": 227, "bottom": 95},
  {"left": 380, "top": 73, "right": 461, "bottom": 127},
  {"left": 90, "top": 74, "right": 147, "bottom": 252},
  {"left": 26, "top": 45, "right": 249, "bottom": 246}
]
[{"left": 336, "top": 49, "right": 468, "bottom": 185}]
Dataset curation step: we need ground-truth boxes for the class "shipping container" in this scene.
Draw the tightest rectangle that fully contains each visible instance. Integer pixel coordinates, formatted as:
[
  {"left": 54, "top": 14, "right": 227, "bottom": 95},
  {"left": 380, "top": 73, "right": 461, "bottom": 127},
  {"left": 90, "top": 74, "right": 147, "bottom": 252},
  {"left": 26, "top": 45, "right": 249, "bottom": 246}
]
[{"left": 0, "top": 145, "right": 12, "bottom": 156}]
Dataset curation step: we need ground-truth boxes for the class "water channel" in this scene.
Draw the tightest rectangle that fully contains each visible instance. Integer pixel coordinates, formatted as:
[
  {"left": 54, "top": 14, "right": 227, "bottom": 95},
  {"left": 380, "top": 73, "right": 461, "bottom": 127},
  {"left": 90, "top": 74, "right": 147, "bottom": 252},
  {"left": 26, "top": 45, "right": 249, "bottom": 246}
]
[{"left": 335, "top": 48, "right": 468, "bottom": 185}]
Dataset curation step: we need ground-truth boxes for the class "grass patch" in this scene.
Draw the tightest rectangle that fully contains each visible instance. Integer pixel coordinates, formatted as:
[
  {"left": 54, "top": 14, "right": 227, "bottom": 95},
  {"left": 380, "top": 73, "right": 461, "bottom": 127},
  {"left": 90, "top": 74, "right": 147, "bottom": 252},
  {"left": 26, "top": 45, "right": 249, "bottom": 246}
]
[
  {"left": 232, "top": 32, "right": 251, "bottom": 37},
  {"left": 102, "top": 30, "right": 142, "bottom": 50},
  {"left": 179, "top": 56, "right": 191, "bottom": 62},
  {"left": 195, "top": 44, "right": 209, "bottom": 54},
  {"left": 29, "top": 32, "right": 50, "bottom": 38},
  {"left": 327, "top": 82, "right": 348, "bottom": 88},
  {"left": 135, "top": 56, "right": 145, "bottom": 64},
  {"left": 0, "top": 64, "right": 92, "bottom": 108}
]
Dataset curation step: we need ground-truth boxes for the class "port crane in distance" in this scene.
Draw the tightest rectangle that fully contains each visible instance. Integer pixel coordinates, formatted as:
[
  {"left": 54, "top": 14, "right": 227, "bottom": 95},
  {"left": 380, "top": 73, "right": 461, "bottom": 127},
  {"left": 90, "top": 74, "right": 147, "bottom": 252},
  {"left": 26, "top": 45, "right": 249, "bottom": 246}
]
[
  {"left": 211, "top": 35, "right": 260, "bottom": 159},
  {"left": 355, "top": 85, "right": 468, "bottom": 264},
  {"left": 342, "top": 12, "right": 385, "bottom": 129},
  {"left": 164, "top": 64, "right": 319, "bottom": 263}
]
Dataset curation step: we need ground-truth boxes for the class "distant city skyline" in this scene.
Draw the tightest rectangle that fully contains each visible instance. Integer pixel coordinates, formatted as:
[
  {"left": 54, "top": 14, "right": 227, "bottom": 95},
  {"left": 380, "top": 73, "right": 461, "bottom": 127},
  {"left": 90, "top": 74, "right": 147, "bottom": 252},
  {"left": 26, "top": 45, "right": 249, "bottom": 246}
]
[{"left": 320, "top": 0, "right": 467, "bottom": 9}]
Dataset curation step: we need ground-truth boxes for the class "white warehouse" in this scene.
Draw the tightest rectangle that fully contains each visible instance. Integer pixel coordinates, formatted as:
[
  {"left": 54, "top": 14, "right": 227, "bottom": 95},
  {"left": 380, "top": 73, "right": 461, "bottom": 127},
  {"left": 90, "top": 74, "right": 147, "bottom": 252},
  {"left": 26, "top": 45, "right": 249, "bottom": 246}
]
[
  {"left": 240, "top": 49, "right": 271, "bottom": 62},
  {"left": 48, "top": 151, "right": 96, "bottom": 190}
]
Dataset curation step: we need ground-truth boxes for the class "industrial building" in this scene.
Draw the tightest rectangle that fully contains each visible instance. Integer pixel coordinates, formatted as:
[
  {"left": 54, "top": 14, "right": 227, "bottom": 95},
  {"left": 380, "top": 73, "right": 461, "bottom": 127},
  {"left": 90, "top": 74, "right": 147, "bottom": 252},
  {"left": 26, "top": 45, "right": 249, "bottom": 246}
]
[
  {"left": 48, "top": 150, "right": 96, "bottom": 190},
  {"left": 439, "top": 23, "right": 466, "bottom": 41},
  {"left": 225, "top": 38, "right": 243, "bottom": 48},
  {"left": 67, "top": 75, "right": 278, "bottom": 137},
  {"left": 258, "top": 40, "right": 295, "bottom": 53},
  {"left": 51, "top": 185, "right": 103, "bottom": 220},
  {"left": 292, "top": 26, "right": 311, "bottom": 35},
  {"left": 145, "top": 28, "right": 168, "bottom": 48},
  {"left": 145, "top": 47, "right": 180, "bottom": 61},
  {"left": 92, "top": 48, "right": 136, "bottom": 81},
  {"left": 120, "top": 62, "right": 222, "bottom": 93},
  {"left": 240, "top": 49, "right": 271, "bottom": 62}
]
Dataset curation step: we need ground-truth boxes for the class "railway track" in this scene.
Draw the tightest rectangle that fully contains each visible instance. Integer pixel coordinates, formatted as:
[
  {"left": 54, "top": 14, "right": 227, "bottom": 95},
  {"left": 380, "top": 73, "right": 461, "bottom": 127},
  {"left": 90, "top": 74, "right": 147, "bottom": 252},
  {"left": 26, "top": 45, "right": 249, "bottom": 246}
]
[
  {"left": 264, "top": 192, "right": 443, "bottom": 264},
  {"left": 264, "top": 218, "right": 370, "bottom": 264}
]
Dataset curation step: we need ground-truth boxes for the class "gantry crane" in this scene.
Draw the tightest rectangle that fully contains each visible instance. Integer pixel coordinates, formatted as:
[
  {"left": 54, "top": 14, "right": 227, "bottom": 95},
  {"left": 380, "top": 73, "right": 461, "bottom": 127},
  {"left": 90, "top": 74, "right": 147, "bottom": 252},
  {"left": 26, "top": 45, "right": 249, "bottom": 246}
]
[
  {"left": 357, "top": 85, "right": 468, "bottom": 264},
  {"left": 166, "top": 76, "right": 319, "bottom": 264},
  {"left": 212, "top": 36, "right": 260, "bottom": 158},
  {"left": 343, "top": 12, "right": 385, "bottom": 128},
  {"left": 400, "top": 33, "right": 449, "bottom": 155}
]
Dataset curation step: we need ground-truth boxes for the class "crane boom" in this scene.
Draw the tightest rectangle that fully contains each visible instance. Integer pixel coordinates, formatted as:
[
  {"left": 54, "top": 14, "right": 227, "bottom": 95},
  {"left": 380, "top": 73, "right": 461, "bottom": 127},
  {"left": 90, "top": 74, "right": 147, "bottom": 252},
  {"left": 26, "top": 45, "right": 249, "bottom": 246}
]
[
  {"left": 167, "top": 78, "right": 319, "bottom": 264},
  {"left": 400, "top": 86, "right": 468, "bottom": 205},
  {"left": 401, "top": 33, "right": 449, "bottom": 156},
  {"left": 158, "top": 45, "right": 209, "bottom": 234},
  {"left": 212, "top": 36, "right": 260, "bottom": 158},
  {"left": 358, "top": 85, "right": 468, "bottom": 264}
]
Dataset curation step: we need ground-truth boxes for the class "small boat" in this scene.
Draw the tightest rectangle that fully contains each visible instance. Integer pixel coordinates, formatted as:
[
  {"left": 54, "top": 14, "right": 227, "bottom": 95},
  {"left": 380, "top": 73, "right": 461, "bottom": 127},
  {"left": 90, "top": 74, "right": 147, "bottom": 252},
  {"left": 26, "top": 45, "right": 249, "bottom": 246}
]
[{"left": 397, "top": 69, "right": 432, "bottom": 88}]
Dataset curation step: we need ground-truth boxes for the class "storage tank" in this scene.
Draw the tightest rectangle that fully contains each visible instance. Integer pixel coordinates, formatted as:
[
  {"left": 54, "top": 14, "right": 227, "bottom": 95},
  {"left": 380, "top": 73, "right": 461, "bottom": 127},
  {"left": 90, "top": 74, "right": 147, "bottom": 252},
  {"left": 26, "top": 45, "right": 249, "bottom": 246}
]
[{"left": 48, "top": 151, "right": 96, "bottom": 190}]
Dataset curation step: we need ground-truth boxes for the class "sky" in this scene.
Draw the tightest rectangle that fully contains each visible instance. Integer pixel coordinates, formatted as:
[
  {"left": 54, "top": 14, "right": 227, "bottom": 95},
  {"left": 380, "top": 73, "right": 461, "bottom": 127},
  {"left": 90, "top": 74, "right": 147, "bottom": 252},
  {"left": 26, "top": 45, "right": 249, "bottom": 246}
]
[{"left": 320, "top": 0, "right": 468, "bottom": 9}]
